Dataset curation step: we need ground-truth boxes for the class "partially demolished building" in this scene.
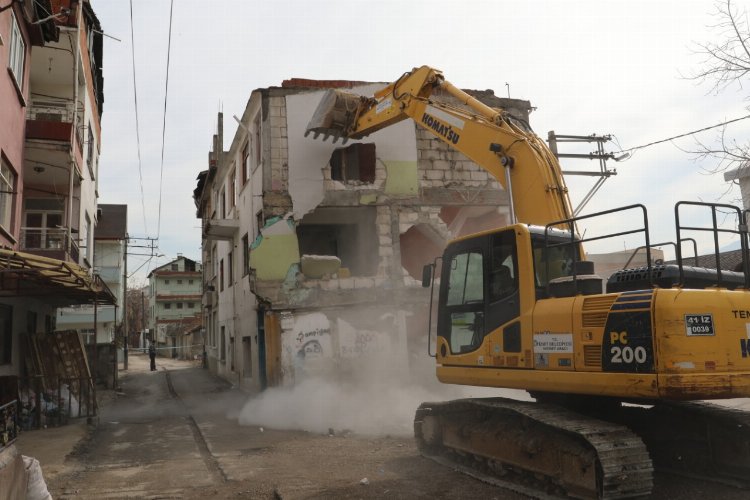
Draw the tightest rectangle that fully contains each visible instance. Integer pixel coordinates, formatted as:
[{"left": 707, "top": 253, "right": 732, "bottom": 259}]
[{"left": 194, "top": 79, "right": 529, "bottom": 391}]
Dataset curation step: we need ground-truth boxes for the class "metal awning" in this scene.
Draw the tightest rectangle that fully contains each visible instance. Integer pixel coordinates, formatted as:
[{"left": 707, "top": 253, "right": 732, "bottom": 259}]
[{"left": 0, "top": 249, "right": 116, "bottom": 306}]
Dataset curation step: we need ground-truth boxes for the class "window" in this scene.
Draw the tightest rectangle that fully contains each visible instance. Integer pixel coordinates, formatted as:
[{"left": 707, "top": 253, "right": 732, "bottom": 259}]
[
  {"left": 0, "top": 159, "right": 16, "bottom": 231},
  {"left": 187, "top": 302, "right": 194, "bottom": 309},
  {"left": 24, "top": 198, "right": 64, "bottom": 249},
  {"left": 230, "top": 336, "right": 235, "bottom": 371},
  {"left": 164, "top": 303, "right": 171, "bottom": 310},
  {"left": 446, "top": 252, "right": 484, "bottom": 306},
  {"left": 489, "top": 233, "right": 518, "bottom": 303},
  {"left": 212, "top": 245, "right": 218, "bottom": 278},
  {"left": 242, "top": 233, "right": 249, "bottom": 276},
  {"left": 0, "top": 305, "right": 12, "bottom": 364},
  {"left": 229, "top": 167, "right": 237, "bottom": 208},
  {"left": 445, "top": 250, "right": 484, "bottom": 354},
  {"left": 177, "top": 280, "right": 183, "bottom": 285},
  {"left": 220, "top": 326, "right": 226, "bottom": 361},
  {"left": 228, "top": 251, "right": 234, "bottom": 286},
  {"left": 83, "top": 213, "right": 92, "bottom": 262},
  {"left": 255, "top": 210, "right": 264, "bottom": 238},
  {"left": 254, "top": 116, "right": 261, "bottom": 169},
  {"left": 189, "top": 279, "right": 194, "bottom": 285},
  {"left": 8, "top": 11, "right": 25, "bottom": 89},
  {"left": 79, "top": 328, "right": 95, "bottom": 345},
  {"left": 532, "top": 234, "right": 579, "bottom": 290},
  {"left": 330, "top": 143, "right": 376, "bottom": 183},
  {"left": 87, "top": 124, "right": 95, "bottom": 179},
  {"left": 220, "top": 259, "right": 224, "bottom": 291},
  {"left": 242, "top": 142, "right": 250, "bottom": 184},
  {"left": 177, "top": 303, "right": 183, "bottom": 309},
  {"left": 220, "top": 188, "right": 226, "bottom": 218},
  {"left": 171, "top": 263, "right": 178, "bottom": 271},
  {"left": 164, "top": 279, "right": 170, "bottom": 285}
]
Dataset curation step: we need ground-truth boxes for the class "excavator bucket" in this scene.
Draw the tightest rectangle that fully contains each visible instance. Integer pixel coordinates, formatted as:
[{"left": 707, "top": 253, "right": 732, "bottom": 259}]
[{"left": 304, "top": 89, "right": 363, "bottom": 143}]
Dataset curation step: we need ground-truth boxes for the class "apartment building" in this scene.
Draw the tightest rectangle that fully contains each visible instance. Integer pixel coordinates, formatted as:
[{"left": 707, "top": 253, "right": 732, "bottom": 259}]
[
  {"left": 147, "top": 256, "right": 202, "bottom": 356},
  {"left": 0, "top": 0, "right": 113, "bottom": 380},
  {"left": 195, "top": 79, "right": 528, "bottom": 391},
  {"left": 57, "top": 204, "right": 127, "bottom": 340}
]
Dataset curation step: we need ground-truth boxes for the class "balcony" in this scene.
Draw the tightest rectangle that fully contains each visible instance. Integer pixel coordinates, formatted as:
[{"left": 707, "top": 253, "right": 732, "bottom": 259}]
[
  {"left": 203, "top": 218, "right": 239, "bottom": 241},
  {"left": 25, "top": 99, "right": 84, "bottom": 169},
  {"left": 19, "top": 227, "right": 80, "bottom": 265}
]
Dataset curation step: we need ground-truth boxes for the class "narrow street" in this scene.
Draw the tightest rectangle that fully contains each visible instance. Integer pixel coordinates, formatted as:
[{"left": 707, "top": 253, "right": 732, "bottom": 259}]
[
  {"left": 40, "top": 354, "right": 515, "bottom": 499},
  {"left": 24, "top": 353, "right": 750, "bottom": 500}
]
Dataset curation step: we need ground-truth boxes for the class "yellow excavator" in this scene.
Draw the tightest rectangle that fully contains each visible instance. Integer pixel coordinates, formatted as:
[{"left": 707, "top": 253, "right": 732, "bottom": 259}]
[{"left": 306, "top": 66, "right": 750, "bottom": 498}]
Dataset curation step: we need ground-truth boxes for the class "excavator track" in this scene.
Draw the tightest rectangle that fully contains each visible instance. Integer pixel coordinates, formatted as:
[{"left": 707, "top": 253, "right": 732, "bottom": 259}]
[
  {"left": 617, "top": 401, "right": 750, "bottom": 487},
  {"left": 414, "top": 398, "right": 653, "bottom": 499}
]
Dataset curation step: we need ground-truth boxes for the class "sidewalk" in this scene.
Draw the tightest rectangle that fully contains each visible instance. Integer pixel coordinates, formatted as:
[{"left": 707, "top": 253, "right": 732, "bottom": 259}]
[{"left": 14, "top": 351, "right": 200, "bottom": 485}]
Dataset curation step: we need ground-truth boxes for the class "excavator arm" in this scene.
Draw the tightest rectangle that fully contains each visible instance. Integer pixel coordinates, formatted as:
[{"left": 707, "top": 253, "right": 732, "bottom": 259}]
[{"left": 306, "top": 65, "right": 574, "bottom": 227}]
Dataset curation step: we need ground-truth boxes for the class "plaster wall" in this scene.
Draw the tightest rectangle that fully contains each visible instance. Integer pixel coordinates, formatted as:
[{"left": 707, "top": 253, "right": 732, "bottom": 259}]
[
  {"left": 0, "top": 6, "right": 34, "bottom": 247},
  {"left": 278, "top": 308, "right": 410, "bottom": 386},
  {"left": 285, "top": 84, "right": 418, "bottom": 219}
]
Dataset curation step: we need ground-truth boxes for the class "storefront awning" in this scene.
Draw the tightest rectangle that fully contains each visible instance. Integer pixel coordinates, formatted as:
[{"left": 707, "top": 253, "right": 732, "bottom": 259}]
[{"left": 0, "top": 249, "right": 116, "bottom": 306}]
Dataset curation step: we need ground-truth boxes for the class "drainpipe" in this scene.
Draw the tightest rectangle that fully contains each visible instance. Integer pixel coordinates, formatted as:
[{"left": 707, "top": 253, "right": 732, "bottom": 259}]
[
  {"left": 60, "top": 2, "right": 82, "bottom": 261},
  {"left": 93, "top": 292, "right": 98, "bottom": 397}
]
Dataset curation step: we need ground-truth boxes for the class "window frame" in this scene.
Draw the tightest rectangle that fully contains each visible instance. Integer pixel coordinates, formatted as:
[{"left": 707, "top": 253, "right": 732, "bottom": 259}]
[
  {"left": 253, "top": 115, "right": 261, "bottom": 171},
  {"left": 242, "top": 233, "right": 249, "bottom": 276},
  {"left": 242, "top": 142, "right": 250, "bottom": 185},
  {"left": 8, "top": 10, "right": 25, "bottom": 90},
  {"left": 227, "top": 250, "right": 234, "bottom": 287},
  {"left": 0, "top": 157, "right": 17, "bottom": 233},
  {"left": 229, "top": 166, "right": 237, "bottom": 208}
]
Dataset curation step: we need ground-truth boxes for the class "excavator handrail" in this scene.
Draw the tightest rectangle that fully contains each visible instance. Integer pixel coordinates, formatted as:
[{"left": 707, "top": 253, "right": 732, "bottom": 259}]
[
  {"left": 621, "top": 239, "right": 698, "bottom": 270},
  {"left": 544, "top": 204, "right": 652, "bottom": 294},
  {"left": 675, "top": 201, "right": 750, "bottom": 288}
]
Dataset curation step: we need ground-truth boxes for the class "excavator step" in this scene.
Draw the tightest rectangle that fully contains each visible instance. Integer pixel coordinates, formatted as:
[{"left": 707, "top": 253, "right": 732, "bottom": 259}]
[{"left": 414, "top": 398, "right": 653, "bottom": 499}]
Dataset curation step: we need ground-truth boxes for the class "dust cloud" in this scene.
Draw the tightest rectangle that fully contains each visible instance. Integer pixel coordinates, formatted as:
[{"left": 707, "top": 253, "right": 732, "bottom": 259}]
[{"left": 237, "top": 331, "right": 530, "bottom": 437}]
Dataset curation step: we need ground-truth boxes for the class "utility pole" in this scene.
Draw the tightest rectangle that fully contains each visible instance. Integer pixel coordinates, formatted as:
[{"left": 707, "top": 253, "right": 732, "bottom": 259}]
[
  {"left": 141, "top": 290, "right": 145, "bottom": 344},
  {"left": 123, "top": 235, "right": 128, "bottom": 370}
]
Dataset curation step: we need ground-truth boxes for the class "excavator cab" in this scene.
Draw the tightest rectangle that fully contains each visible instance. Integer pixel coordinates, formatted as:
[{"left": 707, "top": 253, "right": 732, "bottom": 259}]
[{"left": 424, "top": 223, "right": 591, "bottom": 364}]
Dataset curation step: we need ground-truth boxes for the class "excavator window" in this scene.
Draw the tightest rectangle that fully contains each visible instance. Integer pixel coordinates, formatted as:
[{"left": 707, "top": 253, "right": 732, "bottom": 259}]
[
  {"left": 440, "top": 229, "right": 521, "bottom": 355},
  {"left": 531, "top": 234, "right": 579, "bottom": 295},
  {"left": 444, "top": 250, "right": 485, "bottom": 353}
]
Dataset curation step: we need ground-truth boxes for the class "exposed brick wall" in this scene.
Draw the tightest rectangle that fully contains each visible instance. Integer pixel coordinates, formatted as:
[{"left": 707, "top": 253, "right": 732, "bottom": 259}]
[{"left": 268, "top": 96, "right": 288, "bottom": 192}]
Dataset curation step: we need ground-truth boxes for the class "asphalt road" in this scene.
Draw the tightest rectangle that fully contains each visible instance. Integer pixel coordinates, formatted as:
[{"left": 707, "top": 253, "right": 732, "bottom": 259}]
[{"left": 43, "top": 353, "right": 750, "bottom": 499}]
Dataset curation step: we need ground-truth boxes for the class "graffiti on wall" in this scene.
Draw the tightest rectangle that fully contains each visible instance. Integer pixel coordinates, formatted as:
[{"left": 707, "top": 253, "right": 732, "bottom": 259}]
[
  {"left": 280, "top": 312, "right": 333, "bottom": 384},
  {"left": 338, "top": 318, "right": 390, "bottom": 358}
]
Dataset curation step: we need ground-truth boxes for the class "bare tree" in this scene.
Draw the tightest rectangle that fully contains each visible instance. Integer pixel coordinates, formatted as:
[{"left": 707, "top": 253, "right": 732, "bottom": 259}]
[{"left": 688, "top": 0, "right": 750, "bottom": 176}]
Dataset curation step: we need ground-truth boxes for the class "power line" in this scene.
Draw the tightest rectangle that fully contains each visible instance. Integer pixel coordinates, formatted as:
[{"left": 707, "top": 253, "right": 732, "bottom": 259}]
[
  {"left": 157, "top": 0, "right": 175, "bottom": 240},
  {"left": 613, "top": 114, "right": 750, "bottom": 154},
  {"left": 129, "top": 0, "right": 148, "bottom": 236}
]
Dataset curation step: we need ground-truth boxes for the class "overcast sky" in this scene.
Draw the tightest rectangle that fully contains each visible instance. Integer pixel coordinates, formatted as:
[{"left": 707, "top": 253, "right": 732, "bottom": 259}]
[{"left": 92, "top": 0, "right": 750, "bottom": 286}]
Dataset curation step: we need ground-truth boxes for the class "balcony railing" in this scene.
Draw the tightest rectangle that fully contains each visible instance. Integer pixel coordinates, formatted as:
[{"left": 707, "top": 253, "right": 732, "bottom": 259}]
[
  {"left": 20, "top": 227, "right": 80, "bottom": 264},
  {"left": 27, "top": 99, "right": 75, "bottom": 123}
]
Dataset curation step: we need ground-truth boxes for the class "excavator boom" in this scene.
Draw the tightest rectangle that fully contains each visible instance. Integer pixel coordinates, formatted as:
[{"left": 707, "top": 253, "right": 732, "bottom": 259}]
[{"left": 306, "top": 65, "right": 574, "bottom": 227}]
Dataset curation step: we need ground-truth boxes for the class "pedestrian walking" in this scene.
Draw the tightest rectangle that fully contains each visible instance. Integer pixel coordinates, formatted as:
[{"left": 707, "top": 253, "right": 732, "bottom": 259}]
[{"left": 149, "top": 342, "right": 157, "bottom": 371}]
